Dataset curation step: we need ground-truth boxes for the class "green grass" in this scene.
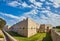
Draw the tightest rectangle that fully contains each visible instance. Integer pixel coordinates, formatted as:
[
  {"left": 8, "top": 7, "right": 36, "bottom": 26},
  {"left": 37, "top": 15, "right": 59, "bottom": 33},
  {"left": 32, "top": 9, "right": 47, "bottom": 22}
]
[
  {"left": 56, "top": 29, "right": 60, "bottom": 32},
  {"left": 42, "top": 33, "right": 52, "bottom": 41},
  {"left": 7, "top": 31, "right": 52, "bottom": 41}
]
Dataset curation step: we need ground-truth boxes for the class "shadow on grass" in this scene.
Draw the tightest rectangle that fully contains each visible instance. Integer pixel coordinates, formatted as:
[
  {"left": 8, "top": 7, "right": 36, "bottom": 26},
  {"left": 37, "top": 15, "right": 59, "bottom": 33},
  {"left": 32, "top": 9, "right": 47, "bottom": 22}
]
[
  {"left": 42, "top": 33, "right": 52, "bottom": 41},
  {"left": 7, "top": 31, "right": 26, "bottom": 38},
  {"left": 7, "top": 31, "right": 52, "bottom": 41}
]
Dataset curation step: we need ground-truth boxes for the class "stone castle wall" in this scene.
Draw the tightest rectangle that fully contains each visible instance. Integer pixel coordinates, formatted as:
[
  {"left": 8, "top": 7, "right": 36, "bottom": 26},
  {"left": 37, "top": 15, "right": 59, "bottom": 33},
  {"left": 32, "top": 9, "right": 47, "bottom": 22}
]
[
  {"left": 9, "top": 18, "right": 52, "bottom": 37},
  {"left": 28, "top": 18, "right": 40, "bottom": 37},
  {"left": 51, "top": 29, "right": 60, "bottom": 41}
]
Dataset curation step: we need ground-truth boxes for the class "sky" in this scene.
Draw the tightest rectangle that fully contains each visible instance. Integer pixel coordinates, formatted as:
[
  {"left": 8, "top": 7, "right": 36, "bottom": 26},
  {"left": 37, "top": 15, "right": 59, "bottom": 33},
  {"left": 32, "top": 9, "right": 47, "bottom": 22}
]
[{"left": 0, "top": 0, "right": 60, "bottom": 26}]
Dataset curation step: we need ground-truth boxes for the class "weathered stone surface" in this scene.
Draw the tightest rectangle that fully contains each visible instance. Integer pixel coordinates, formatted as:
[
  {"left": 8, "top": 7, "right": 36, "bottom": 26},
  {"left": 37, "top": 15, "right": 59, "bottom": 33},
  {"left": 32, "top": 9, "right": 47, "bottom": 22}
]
[
  {"left": 9, "top": 18, "right": 52, "bottom": 37},
  {"left": 51, "top": 29, "right": 60, "bottom": 41}
]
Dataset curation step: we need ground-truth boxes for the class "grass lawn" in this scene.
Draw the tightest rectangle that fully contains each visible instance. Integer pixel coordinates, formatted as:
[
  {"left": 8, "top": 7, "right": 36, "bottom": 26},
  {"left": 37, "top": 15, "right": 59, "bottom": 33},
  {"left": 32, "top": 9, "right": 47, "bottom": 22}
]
[
  {"left": 7, "top": 31, "right": 52, "bottom": 41},
  {"left": 56, "top": 29, "right": 60, "bottom": 32}
]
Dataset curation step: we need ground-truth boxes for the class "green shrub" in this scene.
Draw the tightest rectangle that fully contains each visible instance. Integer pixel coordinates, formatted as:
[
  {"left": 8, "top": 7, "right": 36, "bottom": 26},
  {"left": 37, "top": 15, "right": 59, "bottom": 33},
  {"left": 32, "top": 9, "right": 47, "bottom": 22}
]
[{"left": 0, "top": 34, "right": 4, "bottom": 38}]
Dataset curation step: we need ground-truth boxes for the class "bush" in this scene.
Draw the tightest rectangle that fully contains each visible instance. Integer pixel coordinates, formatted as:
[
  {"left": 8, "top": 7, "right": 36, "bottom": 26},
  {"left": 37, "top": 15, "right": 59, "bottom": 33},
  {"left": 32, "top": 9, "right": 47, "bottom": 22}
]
[
  {"left": 56, "top": 26, "right": 60, "bottom": 29},
  {"left": 0, "top": 34, "right": 4, "bottom": 38}
]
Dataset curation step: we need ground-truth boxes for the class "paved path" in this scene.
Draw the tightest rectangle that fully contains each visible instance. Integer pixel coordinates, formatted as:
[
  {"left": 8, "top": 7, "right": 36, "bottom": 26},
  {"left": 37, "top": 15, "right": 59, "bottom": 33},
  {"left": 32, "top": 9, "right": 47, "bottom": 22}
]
[{"left": 2, "top": 31, "right": 11, "bottom": 41}]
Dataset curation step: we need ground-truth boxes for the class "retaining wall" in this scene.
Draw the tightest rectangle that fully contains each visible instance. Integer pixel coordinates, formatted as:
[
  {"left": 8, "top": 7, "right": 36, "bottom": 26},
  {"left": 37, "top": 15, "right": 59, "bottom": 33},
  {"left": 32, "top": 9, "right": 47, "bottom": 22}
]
[
  {"left": 3, "top": 30, "right": 17, "bottom": 41},
  {"left": 0, "top": 30, "right": 6, "bottom": 41},
  {"left": 51, "top": 29, "right": 60, "bottom": 41}
]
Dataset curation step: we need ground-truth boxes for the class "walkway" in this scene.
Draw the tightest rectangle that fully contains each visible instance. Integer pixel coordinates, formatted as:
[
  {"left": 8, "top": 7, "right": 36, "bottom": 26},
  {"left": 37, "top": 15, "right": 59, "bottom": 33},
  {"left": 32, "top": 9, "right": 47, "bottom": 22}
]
[{"left": 2, "top": 30, "right": 11, "bottom": 41}]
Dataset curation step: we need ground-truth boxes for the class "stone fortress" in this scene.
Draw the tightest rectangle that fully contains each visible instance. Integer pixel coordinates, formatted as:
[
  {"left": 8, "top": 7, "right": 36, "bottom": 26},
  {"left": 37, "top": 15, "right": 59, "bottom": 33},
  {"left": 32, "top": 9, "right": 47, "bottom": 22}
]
[{"left": 5, "top": 18, "right": 52, "bottom": 37}]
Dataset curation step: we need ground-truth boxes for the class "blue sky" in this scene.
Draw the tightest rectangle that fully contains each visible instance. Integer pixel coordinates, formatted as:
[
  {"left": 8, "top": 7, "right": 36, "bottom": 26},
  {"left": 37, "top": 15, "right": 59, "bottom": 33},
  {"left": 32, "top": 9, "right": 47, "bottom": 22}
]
[{"left": 0, "top": 0, "right": 60, "bottom": 26}]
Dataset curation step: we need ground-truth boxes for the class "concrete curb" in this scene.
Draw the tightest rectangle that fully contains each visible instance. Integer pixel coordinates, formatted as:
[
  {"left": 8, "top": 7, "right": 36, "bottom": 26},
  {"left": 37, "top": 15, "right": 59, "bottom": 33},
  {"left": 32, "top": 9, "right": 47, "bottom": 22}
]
[
  {"left": 2, "top": 31, "right": 7, "bottom": 41},
  {"left": 3, "top": 30, "right": 17, "bottom": 41}
]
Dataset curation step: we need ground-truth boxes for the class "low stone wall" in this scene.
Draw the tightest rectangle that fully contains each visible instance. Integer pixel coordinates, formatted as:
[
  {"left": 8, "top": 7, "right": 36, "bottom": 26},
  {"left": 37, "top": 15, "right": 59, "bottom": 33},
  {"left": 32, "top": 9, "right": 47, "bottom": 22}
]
[
  {"left": 51, "top": 29, "right": 60, "bottom": 41},
  {"left": 3, "top": 30, "right": 17, "bottom": 41},
  {"left": 0, "top": 30, "right": 6, "bottom": 41}
]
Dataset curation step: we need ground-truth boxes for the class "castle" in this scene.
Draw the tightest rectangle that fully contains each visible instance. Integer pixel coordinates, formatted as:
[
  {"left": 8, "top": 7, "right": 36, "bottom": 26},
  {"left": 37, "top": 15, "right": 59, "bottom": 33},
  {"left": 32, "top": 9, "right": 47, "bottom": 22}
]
[{"left": 7, "top": 18, "right": 52, "bottom": 37}]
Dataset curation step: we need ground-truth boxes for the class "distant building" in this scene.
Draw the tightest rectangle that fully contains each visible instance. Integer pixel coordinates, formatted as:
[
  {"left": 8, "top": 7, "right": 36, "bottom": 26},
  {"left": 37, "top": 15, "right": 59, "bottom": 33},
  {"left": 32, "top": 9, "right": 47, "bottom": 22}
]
[
  {"left": 38, "top": 24, "right": 52, "bottom": 33},
  {"left": 9, "top": 18, "right": 52, "bottom": 37},
  {"left": 3, "top": 25, "right": 11, "bottom": 31},
  {"left": 3, "top": 25, "right": 8, "bottom": 31}
]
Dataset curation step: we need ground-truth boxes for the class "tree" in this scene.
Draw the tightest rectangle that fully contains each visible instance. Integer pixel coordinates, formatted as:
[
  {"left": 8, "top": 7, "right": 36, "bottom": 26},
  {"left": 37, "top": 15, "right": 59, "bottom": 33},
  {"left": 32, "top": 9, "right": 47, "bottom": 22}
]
[{"left": 0, "top": 18, "right": 6, "bottom": 29}]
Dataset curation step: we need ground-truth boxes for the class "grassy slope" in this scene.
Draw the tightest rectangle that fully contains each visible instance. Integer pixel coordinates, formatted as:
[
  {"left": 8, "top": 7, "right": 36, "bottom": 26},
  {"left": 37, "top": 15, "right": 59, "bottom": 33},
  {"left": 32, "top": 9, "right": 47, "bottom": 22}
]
[{"left": 8, "top": 31, "right": 52, "bottom": 41}]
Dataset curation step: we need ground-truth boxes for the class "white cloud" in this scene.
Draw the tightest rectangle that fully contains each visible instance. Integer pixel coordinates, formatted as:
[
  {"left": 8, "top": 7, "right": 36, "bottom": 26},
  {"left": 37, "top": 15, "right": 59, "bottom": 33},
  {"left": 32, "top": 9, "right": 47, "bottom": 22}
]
[
  {"left": 29, "top": 0, "right": 43, "bottom": 7},
  {"left": 0, "top": 12, "right": 27, "bottom": 26},
  {"left": 47, "top": 11, "right": 60, "bottom": 19},
  {"left": 8, "top": 1, "right": 32, "bottom": 8},
  {"left": 22, "top": 2, "right": 28, "bottom": 7},
  {"left": 19, "top": 16, "right": 26, "bottom": 20},
  {"left": 24, "top": 9, "right": 38, "bottom": 15},
  {"left": 2, "top": 0, "right": 60, "bottom": 26},
  {"left": 8, "top": 1, "right": 21, "bottom": 7},
  {"left": 45, "top": 0, "right": 60, "bottom": 8},
  {"left": 41, "top": 10, "right": 60, "bottom": 19},
  {"left": 46, "top": 1, "right": 53, "bottom": 5},
  {"left": 34, "top": 2, "right": 42, "bottom": 7},
  {"left": 0, "top": 12, "right": 26, "bottom": 20},
  {"left": 41, "top": 14, "right": 48, "bottom": 19},
  {"left": 53, "top": 2, "right": 60, "bottom": 8},
  {"left": 7, "top": 0, "right": 60, "bottom": 9},
  {"left": 29, "top": 0, "right": 35, "bottom": 3},
  {"left": 5, "top": 14, "right": 20, "bottom": 19},
  {"left": 7, "top": 0, "right": 43, "bottom": 9},
  {"left": 22, "top": 8, "right": 60, "bottom": 26},
  {"left": 21, "top": 2, "right": 32, "bottom": 8},
  {"left": 46, "top": 6, "right": 51, "bottom": 10},
  {"left": 38, "top": 10, "right": 60, "bottom": 26},
  {"left": 54, "top": 0, "right": 60, "bottom": 4},
  {"left": 40, "top": 0, "right": 45, "bottom": 2}
]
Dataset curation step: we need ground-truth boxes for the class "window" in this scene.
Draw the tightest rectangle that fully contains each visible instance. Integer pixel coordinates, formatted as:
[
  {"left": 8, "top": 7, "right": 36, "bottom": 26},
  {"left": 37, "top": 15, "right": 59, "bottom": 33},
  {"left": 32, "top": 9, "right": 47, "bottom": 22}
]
[
  {"left": 47, "top": 27, "right": 49, "bottom": 29},
  {"left": 23, "top": 27, "right": 25, "bottom": 29}
]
